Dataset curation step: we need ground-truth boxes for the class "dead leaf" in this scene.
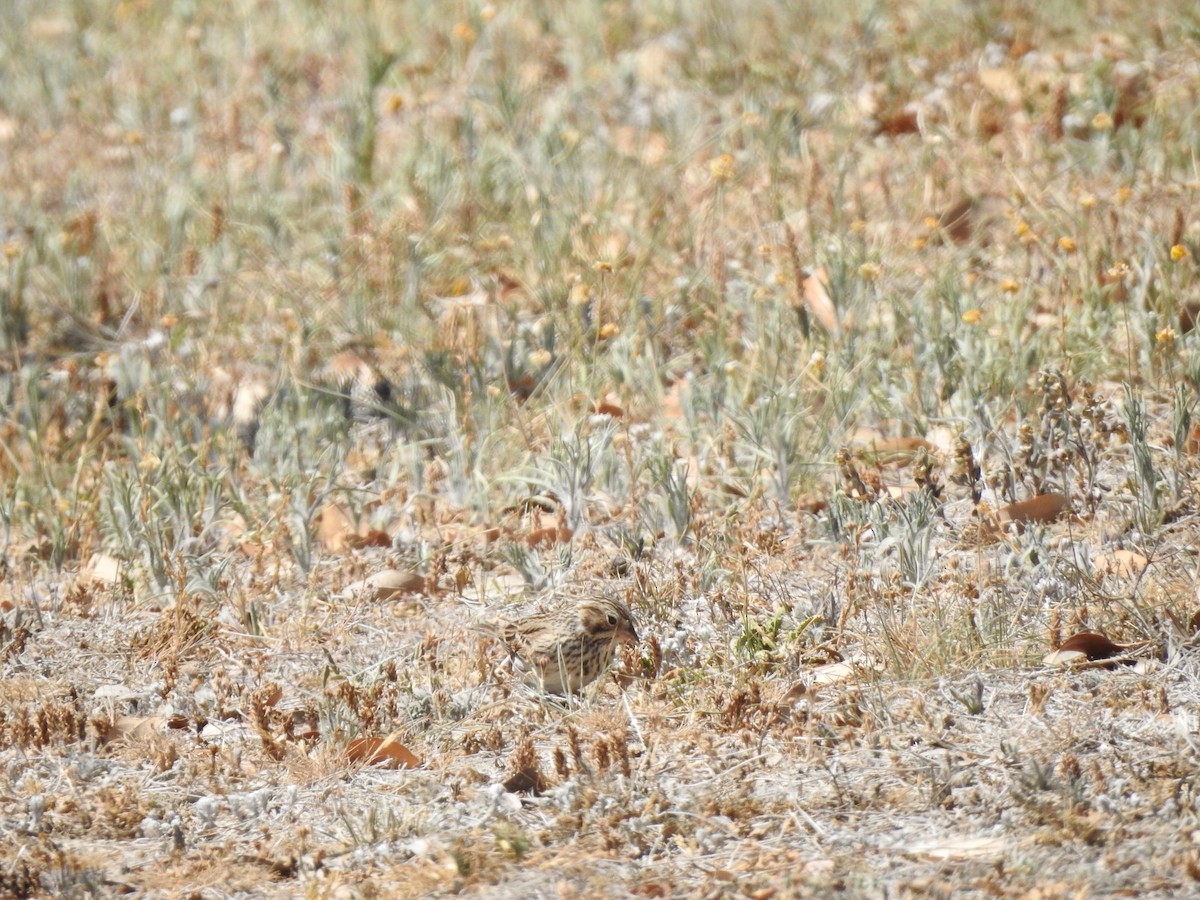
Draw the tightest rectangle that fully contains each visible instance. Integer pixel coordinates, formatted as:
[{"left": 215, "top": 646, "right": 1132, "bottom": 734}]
[
  {"left": 527, "top": 526, "right": 573, "bottom": 548},
  {"left": 791, "top": 654, "right": 877, "bottom": 693},
  {"left": 1185, "top": 424, "right": 1200, "bottom": 455},
  {"left": 883, "top": 480, "right": 923, "bottom": 499},
  {"left": 1093, "top": 550, "right": 1148, "bottom": 578},
  {"left": 29, "top": 15, "right": 74, "bottom": 39},
  {"left": 82, "top": 553, "right": 122, "bottom": 585},
  {"left": 801, "top": 268, "right": 839, "bottom": 333},
  {"left": 1042, "top": 631, "right": 1126, "bottom": 666},
  {"left": 936, "top": 197, "right": 977, "bottom": 245},
  {"left": 905, "top": 835, "right": 1009, "bottom": 861},
  {"left": 344, "top": 529, "right": 392, "bottom": 550},
  {"left": 316, "top": 503, "right": 355, "bottom": 552},
  {"left": 343, "top": 569, "right": 428, "bottom": 601},
  {"left": 809, "top": 660, "right": 859, "bottom": 685},
  {"left": 346, "top": 733, "right": 421, "bottom": 769},
  {"left": 317, "top": 504, "right": 394, "bottom": 553},
  {"left": 996, "top": 493, "right": 1069, "bottom": 529},
  {"left": 591, "top": 395, "right": 624, "bottom": 419},
  {"left": 875, "top": 108, "right": 920, "bottom": 136},
  {"left": 796, "top": 494, "right": 828, "bottom": 515},
  {"left": 103, "top": 715, "right": 170, "bottom": 742},
  {"left": 661, "top": 380, "right": 686, "bottom": 422},
  {"left": 1005, "top": 492, "right": 1070, "bottom": 522},
  {"left": 1181, "top": 303, "right": 1200, "bottom": 336},
  {"left": 239, "top": 540, "right": 275, "bottom": 560},
  {"left": 631, "top": 882, "right": 671, "bottom": 898},
  {"left": 931, "top": 194, "right": 1007, "bottom": 246}
]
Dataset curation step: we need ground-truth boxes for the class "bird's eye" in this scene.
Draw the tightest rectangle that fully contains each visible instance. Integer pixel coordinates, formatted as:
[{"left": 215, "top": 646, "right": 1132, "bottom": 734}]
[{"left": 607, "top": 614, "right": 618, "bottom": 626}]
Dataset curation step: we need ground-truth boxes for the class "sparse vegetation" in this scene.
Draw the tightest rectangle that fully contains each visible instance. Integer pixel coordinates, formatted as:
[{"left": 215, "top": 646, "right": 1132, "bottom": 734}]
[{"left": 4, "top": 0, "right": 1200, "bottom": 896}]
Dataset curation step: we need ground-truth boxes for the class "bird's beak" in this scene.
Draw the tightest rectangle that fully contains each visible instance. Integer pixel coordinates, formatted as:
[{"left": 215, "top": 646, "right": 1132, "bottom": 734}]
[{"left": 619, "top": 624, "right": 639, "bottom": 645}]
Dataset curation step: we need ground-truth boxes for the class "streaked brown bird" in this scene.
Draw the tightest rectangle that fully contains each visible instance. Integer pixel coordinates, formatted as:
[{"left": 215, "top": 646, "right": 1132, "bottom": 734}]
[{"left": 502, "top": 598, "right": 640, "bottom": 694}]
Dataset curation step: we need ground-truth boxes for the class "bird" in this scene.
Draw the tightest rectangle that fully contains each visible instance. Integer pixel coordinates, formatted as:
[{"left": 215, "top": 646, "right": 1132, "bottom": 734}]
[{"left": 501, "top": 598, "right": 640, "bottom": 694}]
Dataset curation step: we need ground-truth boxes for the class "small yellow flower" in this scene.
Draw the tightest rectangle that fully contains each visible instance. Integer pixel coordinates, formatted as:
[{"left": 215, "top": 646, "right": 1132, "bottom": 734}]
[
  {"left": 961, "top": 308, "right": 983, "bottom": 325},
  {"left": 858, "top": 262, "right": 881, "bottom": 281},
  {"left": 808, "top": 350, "right": 826, "bottom": 374},
  {"left": 385, "top": 93, "right": 405, "bottom": 115},
  {"left": 1156, "top": 327, "right": 1178, "bottom": 345},
  {"left": 756, "top": 244, "right": 772, "bottom": 257},
  {"left": 125, "top": 130, "right": 144, "bottom": 145},
  {"left": 849, "top": 219, "right": 868, "bottom": 234},
  {"left": 480, "top": 4, "right": 497, "bottom": 22},
  {"left": 159, "top": 314, "right": 178, "bottom": 329},
  {"left": 593, "top": 260, "right": 613, "bottom": 273},
  {"left": 452, "top": 21, "right": 477, "bottom": 43},
  {"left": 923, "top": 216, "right": 940, "bottom": 230},
  {"left": 1091, "top": 112, "right": 1114, "bottom": 131},
  {"left": 568, "top": 283, "right": 591, "bottom": 306},
  {"left": 709, "top": 153, "right": 735, "bottom": 182},
  {"left": 1116, "top": 187, "right": 1133, "bottom": 204},
  {"left": 1058, "top": 236, "right": 1077, "bottom": 253},
  {"left": 486, "top": 384, "right": 502, "bottom": 398},
  {"left": 599, "top": 323, "right": 620, "bottom": 340},
  {"left": 1000, "top": 279, "right": 1020, "bottom": 293},
  {"left": 911, "top": 238, "right": 928, "bottom": 250},
  {"left": 1171, "top": 244, "right": 1190, "bottom": 262},
  {"left": 1105, "top": 262, "right": 1130, "bottom": 280},
  {"left": 528, "top": 348, "right": 553, "bottom": 368},
  {"left": 2, "top": 242, "right": 19, "bottom": 261},
  {"left": 1078, "top": 194, "right": 1097, "bottom": 209}
]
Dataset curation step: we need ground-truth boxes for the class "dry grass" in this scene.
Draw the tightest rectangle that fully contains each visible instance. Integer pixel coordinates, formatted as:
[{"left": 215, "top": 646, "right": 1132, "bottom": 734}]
[{"left": 4, "top": 0, "right": 1200, "bottom": 896}]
